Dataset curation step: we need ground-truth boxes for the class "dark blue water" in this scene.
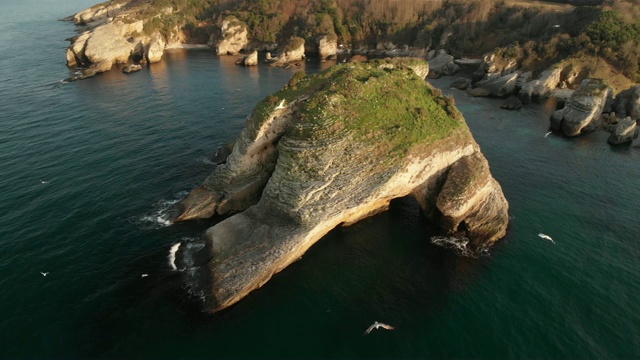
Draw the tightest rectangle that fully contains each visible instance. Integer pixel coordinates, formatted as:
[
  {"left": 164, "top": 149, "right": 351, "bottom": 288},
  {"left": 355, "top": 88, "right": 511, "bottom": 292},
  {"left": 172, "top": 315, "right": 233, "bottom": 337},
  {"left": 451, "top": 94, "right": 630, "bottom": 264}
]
[{"left": 1, "top": 1, "right": 639, "bottom": 358}]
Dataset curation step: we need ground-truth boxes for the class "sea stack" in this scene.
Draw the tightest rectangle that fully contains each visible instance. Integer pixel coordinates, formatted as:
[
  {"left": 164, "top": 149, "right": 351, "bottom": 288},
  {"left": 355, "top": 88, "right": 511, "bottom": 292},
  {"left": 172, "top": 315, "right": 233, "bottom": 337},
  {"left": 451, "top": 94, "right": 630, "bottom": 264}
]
[{"left": 172, "top": 58, "right": 509, "bottom": 312}]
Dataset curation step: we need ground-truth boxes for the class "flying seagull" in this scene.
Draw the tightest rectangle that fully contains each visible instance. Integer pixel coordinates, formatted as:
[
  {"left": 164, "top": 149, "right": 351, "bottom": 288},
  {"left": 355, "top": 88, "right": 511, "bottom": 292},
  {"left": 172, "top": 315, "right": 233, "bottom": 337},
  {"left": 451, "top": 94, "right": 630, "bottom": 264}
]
[
  {"left": 40, "top": 272, "right": 49, "bottom": 276},
  {"left": 141, "top": 274, "right": 149, "bottom": 278},
  {"left": 364, "top": 321, "right": 395, "bottom": 335},
  {"left": 39, "top": 179, "right": 49, "bottom": 184},
  {"left": 545, "top": 131, "right": 552, "bottom": 137},
  {"left": 538, "top": 233, "right": 555, "bottom": 244},
  {"left": 275, "top": 99, "right": 286, "bottom": 109}
]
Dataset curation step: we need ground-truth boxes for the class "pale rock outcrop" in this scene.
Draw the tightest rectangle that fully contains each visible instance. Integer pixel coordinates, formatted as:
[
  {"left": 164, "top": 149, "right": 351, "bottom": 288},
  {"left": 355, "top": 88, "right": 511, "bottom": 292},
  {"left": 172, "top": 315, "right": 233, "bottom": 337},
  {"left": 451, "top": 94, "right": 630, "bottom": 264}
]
[
  {"left": 519, "top": 67, "right": 563, "bottom": 104},
  {"left": 472, "top": 51, "right": 519, "bottom": 84},
  {"left": 146, "top": 32, "right": 166, "bottom": 63},
  {"left": 607, "top": 117, "right": 638, "bottom": 145},
  {"left": 270, "top": 37, "right": 306, "bottom": 67},
  {"left": 235, "top": 51, "right": 258, "bottom": 66},
  {"left": 612, "top": 85, "right": 640, "bottom": 120},
  {"left": 469, "top": 72, "right": 520, "bottom": 97},
  {"left": 427, "top": 50, "right": 459, "bottom": 78},
  {"left": 170, "top": 59, "right": 508, "bottom": 312},
  {"left": 72, "top": 1, "right": 127, "bottom": 25},
  {"left": 318, "top": 35, "right": 338, "bottom": 60},
  {"left": 65, "top": 1, "right": 174, "bottom": 79},
  {"left": 212, "top": 16, "right": 249, "bottom": 56},
  {"left": 550, "top": 78, "right": 612, "bottom": 136}
]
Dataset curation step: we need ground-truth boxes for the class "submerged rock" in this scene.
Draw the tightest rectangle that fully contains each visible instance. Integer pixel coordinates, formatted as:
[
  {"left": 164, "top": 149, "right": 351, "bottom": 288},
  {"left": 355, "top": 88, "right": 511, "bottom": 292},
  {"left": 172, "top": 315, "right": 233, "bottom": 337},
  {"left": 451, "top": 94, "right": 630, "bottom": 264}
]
[
  {"left": 501, "top": 97, "right": 522, "bottom": 110},
  {"left": 172, "top": 59, "right": 509, "bottom": 312}
]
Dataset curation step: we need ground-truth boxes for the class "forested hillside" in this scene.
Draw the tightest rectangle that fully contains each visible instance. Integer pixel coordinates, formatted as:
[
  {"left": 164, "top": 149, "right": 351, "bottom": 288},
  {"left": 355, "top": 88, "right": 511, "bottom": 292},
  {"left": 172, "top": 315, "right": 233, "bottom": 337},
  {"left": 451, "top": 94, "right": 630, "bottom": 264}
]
[{"left": 74, "top": 0, "right": 640, "bottom": 83}]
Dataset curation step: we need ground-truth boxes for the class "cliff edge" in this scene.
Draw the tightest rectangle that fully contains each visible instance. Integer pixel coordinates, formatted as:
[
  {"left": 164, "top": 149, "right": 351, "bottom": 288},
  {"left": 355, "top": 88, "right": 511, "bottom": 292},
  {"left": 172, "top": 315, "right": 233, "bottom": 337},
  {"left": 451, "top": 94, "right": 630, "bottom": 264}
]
[{"left": 172, "top": 58, "right": 509, "bottom": 312}]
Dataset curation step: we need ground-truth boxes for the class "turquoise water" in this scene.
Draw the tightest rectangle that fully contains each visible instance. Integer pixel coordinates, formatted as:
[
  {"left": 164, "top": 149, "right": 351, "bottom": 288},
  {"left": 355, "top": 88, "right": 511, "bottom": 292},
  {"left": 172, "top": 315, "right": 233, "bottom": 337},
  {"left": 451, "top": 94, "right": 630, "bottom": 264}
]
[{"left": 1, "top": 0, "right": 639, "bottom": 358}]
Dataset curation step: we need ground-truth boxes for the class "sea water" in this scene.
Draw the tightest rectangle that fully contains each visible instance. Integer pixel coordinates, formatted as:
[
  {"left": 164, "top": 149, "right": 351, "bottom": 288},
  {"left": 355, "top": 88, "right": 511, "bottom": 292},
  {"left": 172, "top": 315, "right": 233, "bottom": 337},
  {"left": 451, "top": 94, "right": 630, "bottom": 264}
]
[{"left": 1, "top": 0, "right": 639, "bottom": 357}]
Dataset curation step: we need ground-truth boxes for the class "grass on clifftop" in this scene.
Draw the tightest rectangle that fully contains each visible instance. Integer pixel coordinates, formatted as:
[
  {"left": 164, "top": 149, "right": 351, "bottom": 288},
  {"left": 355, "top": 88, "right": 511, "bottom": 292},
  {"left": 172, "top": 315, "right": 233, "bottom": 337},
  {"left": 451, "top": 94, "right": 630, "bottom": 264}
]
[{"left": 250, "top": 59, "right": 464, "bottom": 162}]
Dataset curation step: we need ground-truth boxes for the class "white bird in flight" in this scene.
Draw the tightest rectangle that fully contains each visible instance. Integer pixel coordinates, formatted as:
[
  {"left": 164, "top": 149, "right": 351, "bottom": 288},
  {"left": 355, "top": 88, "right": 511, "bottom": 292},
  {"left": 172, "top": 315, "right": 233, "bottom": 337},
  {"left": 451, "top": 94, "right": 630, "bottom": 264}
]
[
  {"left": 39, "top": 179, "right": 49, "bottom": 184},
  {"left": 141, "top": 274, "right": 149, "bottom": 278},
  {"left": 40, "top": 272, "right": 49, "bottom": 276},
  {"left": 364, "top": 321, "right": 395, "bottom": 335},
  {"left": 538, "top": 233, "right": 555, "bottom": 244},
  {"left": 545, "top": 131, "right": 552, "bottom": 137},
  {"left": 275, "top": 99, "right": 286, "bottom": 109}
]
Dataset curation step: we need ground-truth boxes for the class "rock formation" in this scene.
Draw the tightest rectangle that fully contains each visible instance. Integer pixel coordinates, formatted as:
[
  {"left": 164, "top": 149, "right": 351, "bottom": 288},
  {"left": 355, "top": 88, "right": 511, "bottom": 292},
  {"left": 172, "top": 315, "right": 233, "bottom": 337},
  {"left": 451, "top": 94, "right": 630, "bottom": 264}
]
[
  {"left": 550, "top": 78, "right": 612, "bottom": 136},
  {"left": 501, "top": 97, "right": 523, "bottom": 110},
  {"left": 317, "top": 35, "right": 338, "bottom": 60},
  {"left": 171, "top": 59, "right": 509, "bottom": 312},
  {"left": 427, "top": 50, "right": 459, "bottom": 78},
  {"left": 519, "top": 67, "right": 563, "bottom": 104},
  {"left": 469, "top": 72, "right": 520, "bottom": 97},
  {"left": 64, "top": 0, "right": 174, "bottom": 79},
  {"left": 235, "top": 51, "right": 258, "bottom": 66},
  {"left": 269, "top": 37, "right": 306, "bottom": 67},
  {"left": 611, "top": 85, "right": 640, "bottom": 120},
  {"left": 607, "top": 117, "right": 638, "bottom": 145},
  {"left": 212, "top": 16, "right": 249, "bottom": 56},
  {"left": 122, "top": 64, "right": 142, "bottom": 74}
]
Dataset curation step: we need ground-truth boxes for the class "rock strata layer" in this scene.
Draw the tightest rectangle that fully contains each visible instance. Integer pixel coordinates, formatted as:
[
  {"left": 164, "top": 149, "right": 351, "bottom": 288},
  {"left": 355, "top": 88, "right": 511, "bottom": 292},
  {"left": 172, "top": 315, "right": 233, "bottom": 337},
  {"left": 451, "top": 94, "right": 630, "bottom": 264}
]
[
  {"left": 172, "top": 59, "right": 509, "bottom": 312},
  {"left": 550, "top": 78, "right": 612, "bottom": 136}
]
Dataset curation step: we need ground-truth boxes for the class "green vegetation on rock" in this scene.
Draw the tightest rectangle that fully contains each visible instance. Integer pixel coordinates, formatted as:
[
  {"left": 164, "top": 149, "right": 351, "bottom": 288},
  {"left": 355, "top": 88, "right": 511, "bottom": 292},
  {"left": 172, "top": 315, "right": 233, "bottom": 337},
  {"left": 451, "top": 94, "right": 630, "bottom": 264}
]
[{"left": 251, "top": 59, "right": 462, "bottom": 165}]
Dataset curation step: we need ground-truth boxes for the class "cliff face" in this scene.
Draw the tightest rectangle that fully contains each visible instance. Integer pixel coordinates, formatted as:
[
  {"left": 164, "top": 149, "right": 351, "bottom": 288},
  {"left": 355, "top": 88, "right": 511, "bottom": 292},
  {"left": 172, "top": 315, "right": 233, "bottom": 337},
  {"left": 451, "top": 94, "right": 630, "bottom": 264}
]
[
  {"left": 173, "top": 59, "right": 509, "bottom": 312},
  {"left": 211, "top": 16, "right": 249, "bottom": 56}
]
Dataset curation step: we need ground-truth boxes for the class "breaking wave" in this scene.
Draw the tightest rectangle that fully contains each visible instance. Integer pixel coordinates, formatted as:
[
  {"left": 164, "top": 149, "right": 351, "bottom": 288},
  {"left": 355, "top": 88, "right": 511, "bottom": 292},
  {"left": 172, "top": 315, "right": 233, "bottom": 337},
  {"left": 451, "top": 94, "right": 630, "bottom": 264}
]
[{"left": 134, "top": 191, "right": 188, "bottom": 229}]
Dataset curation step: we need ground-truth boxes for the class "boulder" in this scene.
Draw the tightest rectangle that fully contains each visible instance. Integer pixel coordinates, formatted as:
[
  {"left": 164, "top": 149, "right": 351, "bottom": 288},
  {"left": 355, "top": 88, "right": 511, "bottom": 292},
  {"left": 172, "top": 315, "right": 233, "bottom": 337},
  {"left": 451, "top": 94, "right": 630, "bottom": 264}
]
[
  {"left": 549, "top": 78, "right": 612, "bottom": 136},
  {"left": 122, "top": 64, "right": 142, "bottom": 73},
  {"left": 427, "top": 50, "right": 459, "bottom": 78},
  {"left": 170, "top": 59, "right": 509, "bottom": 312},
  {"left": 472, "top": 51, "right": 519, "bottom": 83},
  {"left": 235, "top": 51, "right": 258, "bottom": 66},
  {"left": 450, "top": 77, "right": 470, "bottom": 90},
  {"left": 501, "top": 97, "right": 523, "bottom": 110},
  {"left": 612, "top": 85, "right": 640, "bottom": 120},
  {"left": 269, "top": 37, "right": 305, "bottom": 67},
  {"left": 607, "top": 117, "right": 638, "bottom": 145},
  {"left": 519, "top": 67, "right": 563, "bottom": 104},
  {"left": 318, "top": 35, "right": 338, "bottom": 60},
  {"left": 213, "top": 16, "right": 249, "bottom": 56},
  {"left": 469, "top": 71, "right": 520, "bottom": 97}
]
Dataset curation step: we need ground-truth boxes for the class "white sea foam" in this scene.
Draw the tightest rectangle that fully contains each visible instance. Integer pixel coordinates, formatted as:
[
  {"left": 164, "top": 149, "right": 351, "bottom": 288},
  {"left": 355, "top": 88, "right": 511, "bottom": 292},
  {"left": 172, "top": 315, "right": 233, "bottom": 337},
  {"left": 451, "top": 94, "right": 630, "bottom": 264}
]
[
  {"left": 430, "top": 235, "right": 489, "bottom": 258},
  {"left": 168, "top": 242, "right": 181, "bottom": 270},
  {"left": 137, "top": 191, "right": 188, "bottom": 228}
]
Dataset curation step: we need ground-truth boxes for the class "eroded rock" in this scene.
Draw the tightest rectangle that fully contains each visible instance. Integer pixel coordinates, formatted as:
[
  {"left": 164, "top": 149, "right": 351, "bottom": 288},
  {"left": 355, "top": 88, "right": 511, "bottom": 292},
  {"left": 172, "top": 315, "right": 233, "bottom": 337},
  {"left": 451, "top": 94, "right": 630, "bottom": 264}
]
[
  {"left": 172, "top": 59, "right": 509, "bottom": 312},
  {"left": 550, "top": 78, "right": 612, "bottom": 136},
  {"left": 213, "top": 16, "right": 249, "bottom": 56},
  {"left": 607, "top": 117, "right": 638, "bottom": 145}
]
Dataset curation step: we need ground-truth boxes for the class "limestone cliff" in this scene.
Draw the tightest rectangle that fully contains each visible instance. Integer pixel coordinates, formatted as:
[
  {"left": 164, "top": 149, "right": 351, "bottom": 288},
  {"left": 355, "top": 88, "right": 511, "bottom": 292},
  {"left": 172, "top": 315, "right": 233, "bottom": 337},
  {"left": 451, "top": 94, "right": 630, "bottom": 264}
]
[
  {"left": 64, "top": 0, "right": 185, "bottom": 79},
  {"left": 211, "top": 16, "right": 249, "bottom": 56},
  {"left": 172, "top": 59, "right": 509, "bottom": 312}
]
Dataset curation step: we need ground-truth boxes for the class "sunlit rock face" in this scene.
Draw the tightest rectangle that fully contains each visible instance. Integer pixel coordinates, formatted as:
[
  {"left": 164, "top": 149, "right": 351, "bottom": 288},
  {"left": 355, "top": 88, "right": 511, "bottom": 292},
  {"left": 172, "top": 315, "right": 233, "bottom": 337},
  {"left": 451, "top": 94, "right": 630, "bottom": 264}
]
[{"left": 172, "top": 59, "right": 509, "bottom": 312}]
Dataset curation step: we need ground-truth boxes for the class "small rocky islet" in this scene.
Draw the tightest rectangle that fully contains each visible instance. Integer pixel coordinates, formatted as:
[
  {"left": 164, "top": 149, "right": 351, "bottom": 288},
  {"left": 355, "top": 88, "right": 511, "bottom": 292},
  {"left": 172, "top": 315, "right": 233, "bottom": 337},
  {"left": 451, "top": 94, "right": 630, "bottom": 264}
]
[{"left": 169, "top": 58, "right": 509, "bottom": 312}]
